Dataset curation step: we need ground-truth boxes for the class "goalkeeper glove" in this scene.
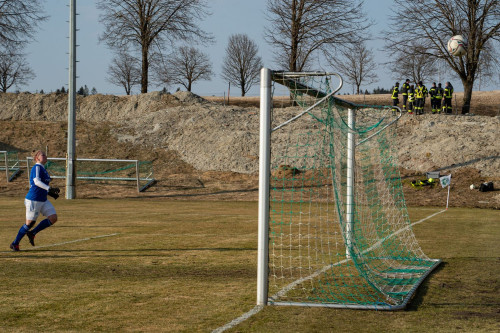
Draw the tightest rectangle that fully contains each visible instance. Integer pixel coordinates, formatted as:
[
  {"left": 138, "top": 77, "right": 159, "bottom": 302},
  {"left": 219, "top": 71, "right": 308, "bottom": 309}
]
[{"left": 48, "top": 187, "right": 60, "bottom": 200}]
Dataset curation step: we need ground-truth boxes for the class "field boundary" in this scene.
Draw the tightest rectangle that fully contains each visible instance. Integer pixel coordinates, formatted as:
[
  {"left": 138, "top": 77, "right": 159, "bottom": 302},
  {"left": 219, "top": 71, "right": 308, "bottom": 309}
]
[{"left": 212, "top": 209, "right": 447, "bottom": 332}]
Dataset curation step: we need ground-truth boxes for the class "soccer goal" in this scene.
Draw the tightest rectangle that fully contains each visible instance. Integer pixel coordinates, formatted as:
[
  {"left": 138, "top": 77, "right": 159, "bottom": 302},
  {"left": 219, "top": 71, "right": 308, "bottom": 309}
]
[
  {"left": 26, "top": 157, "right": 156, "bottom": 192},
  {"left": 0, "top": 151, "right": 22, "bottom": 182},
  {"left": 257, "top": 68, "right": 441, "bottom": 310}
]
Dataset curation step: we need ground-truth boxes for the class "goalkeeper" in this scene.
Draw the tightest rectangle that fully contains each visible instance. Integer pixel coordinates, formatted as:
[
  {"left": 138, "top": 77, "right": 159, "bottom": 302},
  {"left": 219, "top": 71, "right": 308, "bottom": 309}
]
[{"left": 10, "top": 150, "right": 60, "bottom": 251}]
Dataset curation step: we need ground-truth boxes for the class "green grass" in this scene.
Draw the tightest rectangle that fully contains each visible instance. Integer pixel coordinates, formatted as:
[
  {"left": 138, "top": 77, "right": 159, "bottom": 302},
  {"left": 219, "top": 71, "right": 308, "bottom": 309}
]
[{"left": 0, "top": 198, "right": 498, "bottom": 332}]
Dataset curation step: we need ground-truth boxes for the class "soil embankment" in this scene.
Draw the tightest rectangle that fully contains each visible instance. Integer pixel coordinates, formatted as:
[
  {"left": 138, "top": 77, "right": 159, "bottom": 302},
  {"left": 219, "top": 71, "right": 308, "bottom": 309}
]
[{"left": 1, "top": 91, "right": 498, "bottom": 208}]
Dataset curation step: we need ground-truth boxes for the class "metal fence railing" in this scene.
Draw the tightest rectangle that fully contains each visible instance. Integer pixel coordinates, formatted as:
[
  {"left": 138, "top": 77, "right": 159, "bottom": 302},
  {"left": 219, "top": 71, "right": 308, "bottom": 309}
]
[
  {"left": 26, "top": 157, "right": 156, "bottom": 192},
  {"left": 0, "top": 151, "right": 22, "bottom": 183}
]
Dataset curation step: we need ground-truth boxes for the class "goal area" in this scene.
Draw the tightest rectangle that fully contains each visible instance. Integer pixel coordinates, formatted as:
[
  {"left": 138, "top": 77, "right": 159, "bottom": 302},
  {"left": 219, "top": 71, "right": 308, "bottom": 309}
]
[{"left": 257, "top": 68, "right": 441, "bottom": 310}]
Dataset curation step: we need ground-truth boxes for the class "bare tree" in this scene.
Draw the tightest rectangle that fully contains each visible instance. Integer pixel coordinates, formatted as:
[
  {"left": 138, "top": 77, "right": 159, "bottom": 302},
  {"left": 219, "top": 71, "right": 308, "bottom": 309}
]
[
  {"left": 0, "top": 45, "right": 35, "bottom": 92},
  {"left": 331, "top": 43, "right": 377, "bottom": 95},
  {"left": 386, "top": 44, "right": 438, "bottom": 85},
  {"left": 221, "top": 34, "right": 263, "bottom": 97},
  {"left": 264, "top": 0, "right": 372, "bottom": 72},
  {"left": 155, "top": 46, "right": 213, "bottom": 92},
  {"left": 387, "top": 0, "right": 500, "bottom": 114},
  {"left": 0, "top": 0, "right": 47, "bottom": 45},
  {"left": 97, "top": 0, "right": 212, "bottom": 94},
  {"left": 106, "top": 51, "right": 141, "bottom": 95},
  {"left": 474, "top": 44, "right": 498, "bottom": 90}
]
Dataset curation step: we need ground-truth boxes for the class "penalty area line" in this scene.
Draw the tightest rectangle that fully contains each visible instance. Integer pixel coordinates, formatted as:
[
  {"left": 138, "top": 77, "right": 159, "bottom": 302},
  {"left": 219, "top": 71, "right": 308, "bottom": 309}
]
[
  {"left": 211, "top": 209, "right": 447, "bottom": 332},
  {"left": 29, "top": 233, "right": 120, "bottom": 250}
]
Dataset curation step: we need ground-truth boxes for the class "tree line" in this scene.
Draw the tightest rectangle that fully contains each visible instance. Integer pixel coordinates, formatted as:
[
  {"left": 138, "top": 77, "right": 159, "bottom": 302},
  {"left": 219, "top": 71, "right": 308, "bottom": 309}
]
[{"left": 0, "top": 0, "right": 499, "bottom": 113}]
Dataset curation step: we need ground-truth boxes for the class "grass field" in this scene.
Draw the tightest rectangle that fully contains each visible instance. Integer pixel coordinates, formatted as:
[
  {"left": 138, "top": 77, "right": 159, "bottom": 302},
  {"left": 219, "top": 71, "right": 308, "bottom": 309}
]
[{"left": 1, "top": 198, "right": 499, "bottom": 332}]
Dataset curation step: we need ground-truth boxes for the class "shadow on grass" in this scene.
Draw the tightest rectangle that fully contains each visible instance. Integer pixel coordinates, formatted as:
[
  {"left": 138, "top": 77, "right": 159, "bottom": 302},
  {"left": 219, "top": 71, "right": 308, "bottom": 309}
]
[
  {"left": 406, "top": 261, "right": 447, "bottom": 311},
  {"left": 2, "top": 246, "right": 256, "bottom": 258}
]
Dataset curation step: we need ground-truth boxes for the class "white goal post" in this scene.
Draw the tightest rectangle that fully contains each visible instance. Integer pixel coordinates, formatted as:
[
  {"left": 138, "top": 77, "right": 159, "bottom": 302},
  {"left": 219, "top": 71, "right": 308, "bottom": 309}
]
[{"left": 257, "top": 68, "right": 440, "bottom": 310}]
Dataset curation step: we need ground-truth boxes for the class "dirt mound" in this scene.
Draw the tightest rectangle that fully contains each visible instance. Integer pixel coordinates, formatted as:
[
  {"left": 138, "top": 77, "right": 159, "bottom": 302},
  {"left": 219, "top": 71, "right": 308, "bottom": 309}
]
[
  {"left": 174, "top": 91, "right": 207, "bottom": 104},
  {"left": 0, "top": 91, "right": 184, "bottom": 122},
  {"left": 397, "top": 115, "right": 499, "bottom": 177},
  {"left": 0, "top": 91, "right": 498, "bottom": 208}
]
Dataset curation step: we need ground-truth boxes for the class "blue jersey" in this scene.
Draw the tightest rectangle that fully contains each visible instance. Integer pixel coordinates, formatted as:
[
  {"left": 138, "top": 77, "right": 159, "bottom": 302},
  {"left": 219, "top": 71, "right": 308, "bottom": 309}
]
[{"left": 25, "top": 163, "right": 51, "bottom": 202}]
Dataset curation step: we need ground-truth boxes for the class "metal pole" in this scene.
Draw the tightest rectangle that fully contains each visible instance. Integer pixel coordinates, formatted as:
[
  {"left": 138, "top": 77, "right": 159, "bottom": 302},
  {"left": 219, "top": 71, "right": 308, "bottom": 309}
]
[
  {"left": 26, "top": 158, "right": 30, "bottom": 181},
  {"left": 3, "top": 152, "right": 7, "bottom": 183},
  {"left": 346, "top": 108, "right": 355, "bottom": 258},
  {"left": 66, "top": 0, "right": 77, "bottom": 199},
  {"left": 136, "top": 160, "right": 140, "bottom": 192},
  {"left": 446, "top": 184, "right": 451, "bottom": 210},
  {"left": 257, "top": 68, "right": 271, "bottom": 306}
]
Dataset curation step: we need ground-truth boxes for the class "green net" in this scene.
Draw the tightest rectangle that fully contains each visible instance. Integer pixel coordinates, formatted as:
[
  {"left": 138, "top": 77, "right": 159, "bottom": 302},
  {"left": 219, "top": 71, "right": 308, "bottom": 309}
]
[{"left": 267, "top": 72, "right": 440, "bottom": 309}]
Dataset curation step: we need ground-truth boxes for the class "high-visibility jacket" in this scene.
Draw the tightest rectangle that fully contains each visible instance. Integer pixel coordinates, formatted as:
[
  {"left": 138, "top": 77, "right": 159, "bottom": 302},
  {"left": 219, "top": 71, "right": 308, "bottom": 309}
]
[
  {"left": 435, "top": 87, "right": 444, "bottom": 99},
  {"left": 422, "top": 85, "right": 428, "bottom": 97},
  {"left": 444, "top": 86, "right": 453, "bottom": 98},
  {"left": 391, "top": 86, "right": 399, "bottom": 99},
  {"left": 415, "top": 86, "right": 424, "bottom": 99},
  {"left": 408, "top": 90, "right": 415, "bottom": 102},
  {"left": 401, "top": 82, "right": 410, "bottom": 95},
  {"left": 429, "top": 87, "right": 437, "bottom": 100}
]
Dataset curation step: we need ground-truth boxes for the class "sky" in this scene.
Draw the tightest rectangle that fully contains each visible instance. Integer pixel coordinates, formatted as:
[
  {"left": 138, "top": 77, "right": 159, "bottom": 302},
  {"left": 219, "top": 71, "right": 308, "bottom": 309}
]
[{"left": 22, "top": 0, "right": 498, "bottom": 96}]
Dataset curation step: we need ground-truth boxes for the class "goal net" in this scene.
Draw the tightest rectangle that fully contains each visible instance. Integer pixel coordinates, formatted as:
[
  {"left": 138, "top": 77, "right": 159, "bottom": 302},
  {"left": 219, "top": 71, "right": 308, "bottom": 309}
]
[{"left": 257, "top": 69, "right": 441, "bottom": 310}]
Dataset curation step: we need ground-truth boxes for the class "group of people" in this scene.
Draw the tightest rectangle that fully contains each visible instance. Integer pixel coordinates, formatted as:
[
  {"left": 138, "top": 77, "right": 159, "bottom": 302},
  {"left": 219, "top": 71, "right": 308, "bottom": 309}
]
[{"left": 391, "top": 79, "right": 454, "bottom": 115}]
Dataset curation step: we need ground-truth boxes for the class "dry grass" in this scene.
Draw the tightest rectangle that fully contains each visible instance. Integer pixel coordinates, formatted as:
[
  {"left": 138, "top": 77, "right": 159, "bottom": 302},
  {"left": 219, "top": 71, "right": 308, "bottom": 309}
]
[
  {"left": 340, "top": 90, "right": 500, "bottom": 117},
  {"left": 205, "top": 90, "right": 500, "bottom": 116},
  {"left": 0, "top": 198, "right": 258, "bottom": 332},
  {"left": 1, "top": 198, "right": 499, "bottom": 332}
]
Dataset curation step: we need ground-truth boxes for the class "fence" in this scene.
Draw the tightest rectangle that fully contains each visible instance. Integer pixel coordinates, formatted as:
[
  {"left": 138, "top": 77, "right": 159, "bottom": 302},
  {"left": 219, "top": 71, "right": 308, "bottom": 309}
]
[
  {"left": 26, "top": 157, "right": 156, "bottom": 192},
  {"left": 0, "top": 151, "right": 22, "bottom": 182}
]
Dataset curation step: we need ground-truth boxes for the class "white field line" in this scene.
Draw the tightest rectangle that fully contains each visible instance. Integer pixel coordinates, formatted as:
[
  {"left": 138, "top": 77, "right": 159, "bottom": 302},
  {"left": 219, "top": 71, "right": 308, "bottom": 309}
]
[
  {"left": 211, "top": 209, "right": 446, "bottom": 333},
  {"left": 212, "top": 305, "right": 265, "bottom": 333},
  {"left": 28, "top": 233, "right": 120, "bottom": 250},
  {"left": 364, "top": 209, "right": 446, "bottom": 255}
]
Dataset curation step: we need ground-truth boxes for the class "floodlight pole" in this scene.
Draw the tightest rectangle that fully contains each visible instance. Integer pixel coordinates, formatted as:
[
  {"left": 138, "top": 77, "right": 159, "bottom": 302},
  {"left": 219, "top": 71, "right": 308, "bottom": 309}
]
[
  {"left": 66, "top": 0, "right": 77, "bottom": 199},
  {"left": 257, "top": 68, "right": 271, "bottom": 306}
]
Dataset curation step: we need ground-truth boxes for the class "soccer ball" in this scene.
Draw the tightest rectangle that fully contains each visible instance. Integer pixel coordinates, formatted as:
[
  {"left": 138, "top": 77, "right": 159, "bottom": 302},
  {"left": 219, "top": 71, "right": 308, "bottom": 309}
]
[
  {"left": 470, "top": 184, "right": 475, "bottom": 190},
  {"left": 447, "top": 35, "right": 467, "bottom": 56}
]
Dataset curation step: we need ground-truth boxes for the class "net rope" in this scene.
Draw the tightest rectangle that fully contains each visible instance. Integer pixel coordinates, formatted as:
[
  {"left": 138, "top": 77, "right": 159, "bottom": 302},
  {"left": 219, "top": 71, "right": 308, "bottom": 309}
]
[{"left": 267, "top": 73, "right": 439, "bottom": 308}]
